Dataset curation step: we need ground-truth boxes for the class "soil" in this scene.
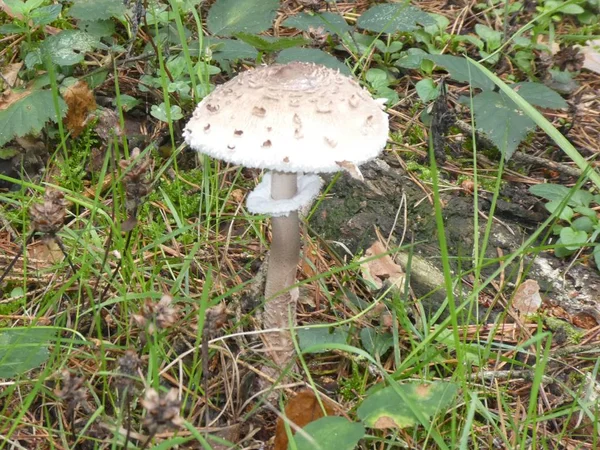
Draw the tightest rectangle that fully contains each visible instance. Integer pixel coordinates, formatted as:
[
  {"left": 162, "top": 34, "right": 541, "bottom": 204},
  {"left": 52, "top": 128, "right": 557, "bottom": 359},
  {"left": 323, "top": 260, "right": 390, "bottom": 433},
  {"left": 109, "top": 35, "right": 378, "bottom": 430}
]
[{"left": 310, "top": 153, "right": 600, "bottom": 324}]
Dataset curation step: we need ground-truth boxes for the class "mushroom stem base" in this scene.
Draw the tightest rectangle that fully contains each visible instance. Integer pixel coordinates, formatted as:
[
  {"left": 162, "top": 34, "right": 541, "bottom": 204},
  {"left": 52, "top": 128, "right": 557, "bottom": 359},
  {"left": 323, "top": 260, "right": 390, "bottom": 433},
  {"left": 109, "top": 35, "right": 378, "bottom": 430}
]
[{"left": 263, "top": 171, "right": 301, "bottom": 370}]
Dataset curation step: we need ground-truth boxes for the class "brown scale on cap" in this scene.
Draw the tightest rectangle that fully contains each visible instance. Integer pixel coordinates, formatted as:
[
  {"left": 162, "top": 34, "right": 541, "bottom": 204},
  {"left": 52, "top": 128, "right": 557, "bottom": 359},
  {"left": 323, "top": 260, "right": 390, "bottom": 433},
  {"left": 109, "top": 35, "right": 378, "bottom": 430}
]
[
  {"left": 316, "top": 101, "right": 333, "bottom": 113},
  {"left": 252, "top": 106, "right": 266, "bottom": 117},
  {"left": 324, "top": 137, "right": 337, "bottom": 148}
]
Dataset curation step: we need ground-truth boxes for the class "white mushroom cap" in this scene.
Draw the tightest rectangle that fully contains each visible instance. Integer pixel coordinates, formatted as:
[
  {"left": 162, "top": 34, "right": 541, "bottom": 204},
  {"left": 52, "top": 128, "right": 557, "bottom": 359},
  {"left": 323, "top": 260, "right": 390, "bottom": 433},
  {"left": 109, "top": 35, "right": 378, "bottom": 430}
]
[{"left": 183, "top": 62, "right": 389, "bottom": 173}]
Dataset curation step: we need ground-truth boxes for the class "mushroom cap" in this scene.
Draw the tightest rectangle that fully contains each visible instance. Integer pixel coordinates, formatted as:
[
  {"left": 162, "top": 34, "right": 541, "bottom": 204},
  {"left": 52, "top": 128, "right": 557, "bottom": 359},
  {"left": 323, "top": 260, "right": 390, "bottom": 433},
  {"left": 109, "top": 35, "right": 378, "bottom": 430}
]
[{"left": 183, "top": 62, "right": 389, "bottom": 173}]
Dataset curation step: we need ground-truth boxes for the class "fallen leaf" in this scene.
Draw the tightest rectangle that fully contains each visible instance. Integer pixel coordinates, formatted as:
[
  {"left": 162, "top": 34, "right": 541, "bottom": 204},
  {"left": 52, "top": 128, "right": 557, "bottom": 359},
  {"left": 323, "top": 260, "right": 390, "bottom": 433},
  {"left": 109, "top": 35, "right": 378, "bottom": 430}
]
[
  {"left": 572, "top": 312, "right": 598, "bottom": 329},
  {"left": 512, "top": 279, "right": 542, "bottom": 314},
  {"left": 577, "top": 39, "right": 600, "bottom": 74},
  {"left": 2, "top": 62, "right": 23, "bottom": 87},
  {"left": 64, "top": 80, "right": 97, "bottom": 137},
  {"left": 28, "top": 239, "right": 64, "bottom": 269},
  {"left": 94, "top": 107, "right": 122, "bottom": 142},
  {"left": 0, "top": 87, "right": 33, "bottom": 111},
  {"left": 359, "top": 240, "right": 404, "bottom": 290},
  {"left": 0, "top": 0, "right": 23, "bottom": 19},
  {"left": 274, "top": 389, "right": 338, "bottom": 450},
  {"left": 335, "top": 160, "right": 364, "bottom": 181}
]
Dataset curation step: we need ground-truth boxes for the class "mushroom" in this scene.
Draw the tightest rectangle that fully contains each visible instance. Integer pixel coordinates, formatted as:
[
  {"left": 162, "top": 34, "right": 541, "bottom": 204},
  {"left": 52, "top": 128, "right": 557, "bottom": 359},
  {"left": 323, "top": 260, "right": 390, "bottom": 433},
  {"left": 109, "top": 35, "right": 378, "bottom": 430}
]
[{"left": 184, "top": 62, "right": 389, "bottom": 372}]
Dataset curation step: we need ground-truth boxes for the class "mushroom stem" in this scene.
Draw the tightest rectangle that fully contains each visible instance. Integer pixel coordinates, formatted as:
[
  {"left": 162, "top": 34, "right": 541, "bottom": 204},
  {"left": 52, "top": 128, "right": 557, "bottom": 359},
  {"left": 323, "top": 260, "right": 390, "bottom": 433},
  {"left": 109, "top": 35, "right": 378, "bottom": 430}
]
[{"left": 263, "top": 170, "right": 301, "bottom": 368}]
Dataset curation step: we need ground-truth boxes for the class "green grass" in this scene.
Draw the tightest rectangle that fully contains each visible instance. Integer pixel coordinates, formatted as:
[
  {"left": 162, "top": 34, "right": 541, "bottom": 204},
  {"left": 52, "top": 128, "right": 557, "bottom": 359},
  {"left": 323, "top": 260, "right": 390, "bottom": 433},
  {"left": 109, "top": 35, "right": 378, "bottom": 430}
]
[{"left": 1, "top": 0, "right": 600, "bottom": 448}]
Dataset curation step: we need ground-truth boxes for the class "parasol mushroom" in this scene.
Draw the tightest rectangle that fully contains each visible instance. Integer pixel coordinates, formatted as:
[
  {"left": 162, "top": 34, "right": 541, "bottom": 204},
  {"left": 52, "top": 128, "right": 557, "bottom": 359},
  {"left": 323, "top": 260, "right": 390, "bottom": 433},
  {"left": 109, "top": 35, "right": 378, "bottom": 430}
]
[{"left": 184, "top": 61, "right": 389, "bottom": 372}]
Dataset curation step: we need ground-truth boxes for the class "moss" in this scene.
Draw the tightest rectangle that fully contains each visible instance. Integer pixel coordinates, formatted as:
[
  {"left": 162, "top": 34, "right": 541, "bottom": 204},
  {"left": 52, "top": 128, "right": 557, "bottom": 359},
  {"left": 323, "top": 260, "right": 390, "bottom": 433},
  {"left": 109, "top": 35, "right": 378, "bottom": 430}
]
[
  {"left": 405, "top": 160, "right": 433, "bottom": 182},
  {"left": 338, "top": 360, "right": 366, "bottom": 401},
  {"left": 0, "top": 292, "right": 25, "bottom": 326},
  {"left": 544, "top": 316, "right": 585, "bottom": 344},
  {"left": 54, "top": 122, "right": 100, "bottom": 192}
]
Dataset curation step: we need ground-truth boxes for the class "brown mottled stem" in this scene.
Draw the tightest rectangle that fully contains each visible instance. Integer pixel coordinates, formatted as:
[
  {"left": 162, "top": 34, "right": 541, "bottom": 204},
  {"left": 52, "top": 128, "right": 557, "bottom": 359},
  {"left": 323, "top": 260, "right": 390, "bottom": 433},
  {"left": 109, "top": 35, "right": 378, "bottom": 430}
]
[{"left": 263, "top": 171, "right": 301, "bottom": 369}]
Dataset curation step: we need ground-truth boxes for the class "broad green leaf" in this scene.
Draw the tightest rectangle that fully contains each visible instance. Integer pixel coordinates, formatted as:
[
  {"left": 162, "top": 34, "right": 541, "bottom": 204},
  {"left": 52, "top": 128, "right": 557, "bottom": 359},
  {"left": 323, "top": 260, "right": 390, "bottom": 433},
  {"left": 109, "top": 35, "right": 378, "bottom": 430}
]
[
  {"left": 415, "top": 78, "right": 438, "bottom": 102},
  {"left": 24, "top": 48, "right": 43, "bottom": 68},
  {"left": 78, "top": 19, "right": 115, "bottom": 38},
  {"left": 560, "top": 227, "right": 588, "bottom": 250},
  {"left": 546, "top": 1, "right": 585, "bottom": 14},
  {"left": 10, "top": 287, "right": 25, "bottom": 298},
  {"left": 594, "top": 246, "right": 600, "bottom": 271},
  {"left": 357, "top": 382, "right": 458, "bottom": 429},
  {"left": 209, "top": 38, "right": 259, "bottom": 63},
  {"left": 151, "top": 103, "right": 183, "bottom": 122},
  {"left": 465, "top": 57, "right": 600, "bottom": 189},
  {"left": 574, "top": 206, "right": 597, "bottom": 219},
  {"left": 0, "top": 24, "right": 26, "bottom": 34},
  {"left": 427, "top": 54, "right": 494, "bottom": 90},
  {"left": 297, "top": 326, "right": 349, "bottom": 353},
  {"left": 207, "top": 0, "right": 278, "bottom": 37},
  {"left": 44, "top": 30, "right": 98, "bottom": 66},
  {"left": 0, "top": 89, "right": 66, "bottom": 146},
  {"left": 276, "top": 48, "right": 351, "bottom": 75},
  {"left": 555, "top": 239, "right": 575, "bottom": 257},
  {"left": 529, "top": 183, "right": 571, "bottom": 202},
  {"left": 24, "top": 0, "right": 44, "bottom": 13},
  {"left": 366, "top": 68, "right": 387, "bottom": 87},
  {"left": 395, "top": 48, "right": 428, "bottom": 69},
  {"left": 547, "top": 69, "right": 578, "bottom": 94},
  {"left": 360, "top": 328, "right": 393, "bottom": 358},
  {"left": 0, "top": 327, "right": 57, "bottom": 378},
  {"left": 474, "top": 24, "right": 501, "bottom": 48},
  {"left": 282, "top": 12, "right": 351, "bottom": 35},
  {"left": 470, "top": 90, "right": 535, "bottom": 159},
  {"left": 423, "top": 13, "right": 449, "bottom": 34},
  {"left": 508, "top": 82, "right": 567, "bottom": 109},
  {"left": 357, "top": 3, "right": 436, "bottom": 33},
  {"left": 68, "top": 0, "right": 126, "bottom": 20},
  {"left": 4, "top": 0, "right": 27, "bottom": 15},
  {"left": 290, "top": 416, "right": 365, "bottom": 450},
  {"left": 235, "top": 33, "right": 308, "bottom": 52},
  {"left": 569, "top": 189, "right": 593, "bottom": 208},
  {"left": 529, "top": 184, "right": 592, "bottom": 207},
  {"left": 572, "top": 216, "right": 594, "bottom": 233},
  {"left": 545, "top": 201, "right": 574, "bottom": 222},
  {"left": 116, "top": 94, "right": 141, "bottom": 112},
  {"left": 335, "top": 32, "right": 378, "bottom": 56},
  {"left": 30, "top": 4, "right": 62, "bottom": 26},
  {"left": 166, "top": 55, "right": 187, "bottom": 79}
]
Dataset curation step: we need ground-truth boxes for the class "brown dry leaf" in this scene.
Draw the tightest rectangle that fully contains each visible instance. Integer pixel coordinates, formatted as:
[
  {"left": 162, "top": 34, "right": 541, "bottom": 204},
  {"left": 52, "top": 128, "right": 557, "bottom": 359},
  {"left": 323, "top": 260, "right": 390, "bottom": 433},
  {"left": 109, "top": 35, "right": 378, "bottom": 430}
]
[
  {"left": 536, "top": 35, "right": 560, "bottom": 55},
  {"left": 2, "top": 62, "right": 23, "bottom": 87},
  {"left": 335, "top": 160, "right": 364, "bottom": 181},
  {"left": 64, "top": 81, "right": 97, "bottom": 137},
  {"left": 577, "top": 40, "right": 600, "bottom": 74},
  {"left": 0, "top": 0, "right": 23, "bottom": 19},
  {"left": 95, "top": 107, "right": 123, "bottom": 142},
  {"left": 360, "top": 240, "right": 404, "bottom": 290},
  {"left": 28, "top": 240, "right": 64, "bottom": 269},
  {"left": 572, "top": 312, "right": 599, "bottom": 329},
  {"left": 512, "top": 279, "right": 542, "bottom": 314},
  {"left": 0, "top": 87, "right": 34, "bottom": 111},
  {"left": 231, "top": 188, "right": 244, "bottom": 204},
  {"left": 273, "top": 389, "right": 338, "bottom": 450},
  {"left": 373, "top": 416, "right": 397, "bottom": 429}
]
